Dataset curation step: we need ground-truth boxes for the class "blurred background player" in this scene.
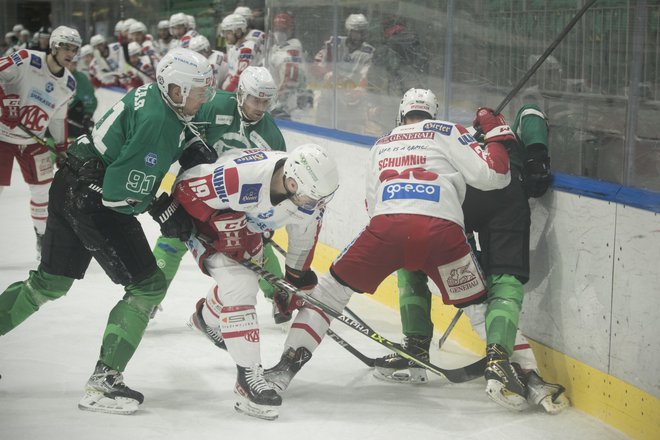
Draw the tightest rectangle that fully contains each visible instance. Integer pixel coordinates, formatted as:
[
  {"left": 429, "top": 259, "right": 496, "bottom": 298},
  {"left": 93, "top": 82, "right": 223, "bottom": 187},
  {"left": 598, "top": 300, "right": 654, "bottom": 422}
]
[
  {"left": 67, "top": 51, "right": 97, "bottom": 138},
  {"left": 157, "top": 20, "right": 175, "bottom": 57},
  {"left": 128, "top": 20, "right": 160, "bottom": 68},
  {"left": 219, "top": 13, "right": 258, "bottom": 91},
  {"left": 127, "top": 41, "right": 155, "bottom": 85},
  {"left": 267, "top": 11, "right": 307, "bottom": 120},
  {"left": 0, "top": 26, "right": 81, "bottom": 256},
  {"left": 78, "top": 44, "right": 94, "bottom": 79},
  {"left": 312, "top": 13, "right": 374, "bottom": 134},
  {"left": 189, "top": 35, "right": 228, "bottom": 90},
  {"left": 88, "top": 34, "right": 129, "bottom": 89},
  {"left": 169, "top": 12, "right": 198, "bottom": 49}
]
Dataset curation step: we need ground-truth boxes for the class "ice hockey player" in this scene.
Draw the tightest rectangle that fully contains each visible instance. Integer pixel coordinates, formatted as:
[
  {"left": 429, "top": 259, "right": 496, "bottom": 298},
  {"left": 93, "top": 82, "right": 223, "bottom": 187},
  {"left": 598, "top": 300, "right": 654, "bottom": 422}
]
[
  {"left": 373, "top": 103, "right": 565, "bottom": 413},
  {"left": 169, "top": 12, "right": 198, "bottom": 49},
  {"left": 172, "top": 144, "right": 339, "bottom": 420},
  {"left": 265, "top": 88, "right": 511, "bottom": 392},
  {"left": 0, "top": 48, "right": 215, "bottom": 415},
  {"left": 68, "top": 52, "right": 98, "bottom": 138},
  {"left": 152, "top": 66, "right": 289, "bottom": 321},
  {"left": 127, "top": 21, "right": 160, "bottom": 67},
  {"left": 0, "top": 26, "right": 81, "bottom": 256},
  {"left": 312, "top": 13, "right": 374, "bottom": 133},
  {"left": 268, "top": 11, "right": 308, "bottom": 119},
  {"left": 219, "top": 13, "right": 259, "bottom": 91},
  {"left": 189, "top": 34, "right": 228, "bottom": 89},
  {"left": 88, "top": 34, "right": 129, "bottom": 89},
  {"left": 157, "top": 20, "right": 176, "bottom": 57},
  {"left": 127, "top": 41, "right": 155, "bottom": 85}
]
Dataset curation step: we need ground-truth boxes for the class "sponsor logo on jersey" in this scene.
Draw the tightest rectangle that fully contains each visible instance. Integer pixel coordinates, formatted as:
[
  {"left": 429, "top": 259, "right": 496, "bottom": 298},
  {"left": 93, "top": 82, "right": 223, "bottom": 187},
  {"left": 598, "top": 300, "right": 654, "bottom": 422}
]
[
  {"left": 377, "top": 154, "right": 427, "bottom": 171},
  {"left": 457, "top": 133, "right": 477, "bottom": 146},
  {"left": 45, "top": 82, "right": 54, "bottom": 93},
  {"left": 66, "top": 75, "right": 76, "bottom": 91},
  {"left": 145, "top": 152, "right": 157, "bottom": 167},
  {"left": 10, "top": 52, "right": 24, "bottom": 66},
  {"left": 446, "top": 261, "right": 478, "bottom": 289},
  {"left": 239, "top": 183, "right": 261, "bottom": 204},
  {"left": 375, "top": 131, "right": 434, "bottom": 145},
  {"left": 212, "top": 165, "right": 230, "bottom": 203},
  {"left": 29, "top": 54, "right": 42, "bottom": 69},
  {"left": 423, "top": 122, "right": 453, "bottom": 135},
  {"left": 257, "top": 209, "right": 274, "bottom": 219},
  {"left": 215, "top": 115, "right": 233, "bottom": 125},
  {"left": 234, "top": 151, "right": 267, "bottom": 164},
  {"left": 382, "top": 182, "right": 440, "bottom": 202},
  {"left": 28, "top": 89, "right": 55, "bottom": 109}
]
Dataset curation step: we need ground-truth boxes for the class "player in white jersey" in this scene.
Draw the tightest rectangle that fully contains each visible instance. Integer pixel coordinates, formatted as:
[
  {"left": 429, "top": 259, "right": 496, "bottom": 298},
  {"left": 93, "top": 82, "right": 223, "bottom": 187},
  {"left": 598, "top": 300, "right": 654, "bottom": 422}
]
[
  {"left": 268, "top": 11, "right": 307, "bottom": 119},
  {"left": 172, "top": 145, "right": 339, "bottom": 420},
  {"left": 0, "top": 26, "right": 81, "bottom": 255},
  {"left": 263, "top": 88, "right": 512, "bottom": 392},
  {"left": 169, "top": 12, "right": 199, "bottom": 49},
  {"left": 128, "top": 21, "right": 160, "bottom": 67},
  {"left": 246, "top": 29, "right": 266, "bottom": 66},
  {"left": 312, "top": 13, "right": 375, "bottom": 133},
  {"left": 127, "top": 42, "right": 155, "bottom": 85},
  {"left": 220, "top": 13, "right": 258, "bottom": 91},
  {"left": 188, "top": 35, "right": 228, "bottom": 89},
  {"left": 88, "top": 34, "right": 129, "bottom": 89},
  {"left": 157, "top": 20, "right": 176, "bottom": 57}
]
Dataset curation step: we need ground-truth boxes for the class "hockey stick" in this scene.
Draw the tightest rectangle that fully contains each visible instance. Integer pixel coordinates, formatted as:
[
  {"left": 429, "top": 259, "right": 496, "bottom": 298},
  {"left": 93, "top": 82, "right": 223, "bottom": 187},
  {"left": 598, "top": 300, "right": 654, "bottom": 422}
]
[
  {"left": 437, "top": 309, "right": 463, "bottom": 349},
  {"left": 16, "top": 122, "right": 50, "bottom": 147},
  {"left": 240, "top": 258, "right": 486, "bottom": 383},
  {"left": 494, "top": 0, "right": 597, "bottom": 114}
]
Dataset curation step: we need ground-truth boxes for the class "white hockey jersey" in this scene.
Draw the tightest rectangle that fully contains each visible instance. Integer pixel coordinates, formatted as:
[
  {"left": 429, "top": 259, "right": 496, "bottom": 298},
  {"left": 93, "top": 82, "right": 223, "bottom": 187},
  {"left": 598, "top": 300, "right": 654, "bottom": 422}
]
[
  {"left": 174, "top": 149, "right": 324, "bottom": 270},
  {"left": 208, "top": 50, "right": 228, "bottom": 89},
  {"left": 269, "top": 38, "right": 305, "bottom": 92},
  {"left": 0, "top": 49, "right": 75, "bottom": 145},
  {"left": 221, "top": 39, "right": 258, "bottom": 91},
  {"left": 366, "top": 120, "right": 511, "bottom": 228},
  {"left": 313, "top": 36, "right": 374, "bottom": 87},
  {"left": 89, "top": 42, "right": 127, "bottom": 86}
]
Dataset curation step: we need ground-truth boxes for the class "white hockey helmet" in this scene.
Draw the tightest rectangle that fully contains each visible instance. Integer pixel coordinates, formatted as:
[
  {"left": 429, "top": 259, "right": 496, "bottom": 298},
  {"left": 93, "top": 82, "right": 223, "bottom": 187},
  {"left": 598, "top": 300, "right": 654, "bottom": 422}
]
[
  {"left": 233, "top": 6, "right": 252, "bottom": 21},
  {"left": 122, "top": 18, "right": 137, "bottom": 33},
  {"left": 189, "top": 35, "right": 211, "bottom": 54},
  {"left": 156, "top": 48, "right": 216, "bottom": 111},
  {"left": 13, "top": 24, "right": 24, "bottom": 33},
  {"left": 345, "top": 14, "right": 369, "bottom": 31},
  {"left": 114, "top": 20, "right": 125, "bottom": 36},
  {"left": 80, "top": 44, "right": 94, "bottom": 58},
  {"left": 186, "top": 15, "right": 196, "bottom": 30},
  {"left": 284, "top": 144, "right": 339, "bottom": 208},
  {"left": 397, "top": 88, "right": 438, "bottom": 126},
  {"left": 169, "top": 12, "right": 188, "bottom": 28},
  {"left": 90, "top": 34, "right": 106, "bottom": 47},
  {"left": 128, "top": 21, "right": 148, "bottom": 35},
  {"left": 236, "top": 66, "right": 277, "bottom": 121},
  {"left": 50, "top": 26, "right": 82, "bottom": 51},
  {"left": 127, "top": 42, "right": 142, "bottom": 57},
  {"left": 220, "top": 13, "right": 248, "bottom": 34},
  {"left": 157, "top": 20, "right": 170, "bottom": 30}
]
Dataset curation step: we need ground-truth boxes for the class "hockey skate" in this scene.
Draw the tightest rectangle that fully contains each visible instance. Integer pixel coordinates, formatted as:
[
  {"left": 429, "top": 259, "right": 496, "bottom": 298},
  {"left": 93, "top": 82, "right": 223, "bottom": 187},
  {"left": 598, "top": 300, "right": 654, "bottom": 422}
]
[
  {"left": 484, "top": 344, "right": 528, "bottom": 411},
  {"left": 264, "top": 346, "right": 312, "bottom": 392},
  {"left": 78, "top": 361, "right": 144, "bottom": 415},
  {"left": 234, "top": 364, "right": 282, "bottom": 421},
  {"left": 522, "top": 369, "right": 570, "bottom": 414},
  {"left": 186, "top": 298, "right": 227, "bottom": 350},
  {"left": 373, "top": 336, "right": 431, "bottom": 384}
]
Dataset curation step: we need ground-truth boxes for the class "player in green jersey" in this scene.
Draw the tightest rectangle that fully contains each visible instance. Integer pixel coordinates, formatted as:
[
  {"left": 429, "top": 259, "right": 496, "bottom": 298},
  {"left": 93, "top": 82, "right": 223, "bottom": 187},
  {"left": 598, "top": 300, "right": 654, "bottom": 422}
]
[
  {"left": 372, "top": 104, "right": 567, "bottom": 413},
  {"left": 152, "top": 66, "right": 290, "bottom": 321},
  {"left": 0, "top": 48, "right": 215, "bottom": 415}
]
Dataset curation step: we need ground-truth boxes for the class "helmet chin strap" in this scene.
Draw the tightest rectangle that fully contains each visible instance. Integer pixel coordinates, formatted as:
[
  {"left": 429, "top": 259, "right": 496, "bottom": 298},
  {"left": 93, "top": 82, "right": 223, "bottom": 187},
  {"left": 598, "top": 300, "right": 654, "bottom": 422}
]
[
  {"left": 49, "top": 48, "right": 66, "bottom": 73},
  {"left": 161, "top": 90, "right": 193, "bottom": 122}
]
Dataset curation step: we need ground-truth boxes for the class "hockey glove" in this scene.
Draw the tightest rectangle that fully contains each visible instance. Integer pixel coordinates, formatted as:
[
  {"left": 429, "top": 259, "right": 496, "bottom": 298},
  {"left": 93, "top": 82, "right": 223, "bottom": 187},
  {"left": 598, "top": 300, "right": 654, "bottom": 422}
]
[
  {"left": 210, "top": 211, "right": 263, "bottom": 261},
  {"left": 179, "top": 138, "right": 218, "bottom": 170},
  {"left": 473, "top": 107, "right": 516, "bottom": 145},
  {"left": 271, "top": 266, "right": 315, "bottom": 317},
  {"left": 0, "top": 85, "right": 21, "bottom": 130},
  {"left": 149, "top": 193, "right": 194, "bottom": 241},
  {"left": 524, "top": 146, "right": 553, "bottom": 198},
  {"left": 285, "top": 266, "right": 318, "bottom": 291},
  {"left": 54, "top": 143, "right": 68, "bottom": 168}
]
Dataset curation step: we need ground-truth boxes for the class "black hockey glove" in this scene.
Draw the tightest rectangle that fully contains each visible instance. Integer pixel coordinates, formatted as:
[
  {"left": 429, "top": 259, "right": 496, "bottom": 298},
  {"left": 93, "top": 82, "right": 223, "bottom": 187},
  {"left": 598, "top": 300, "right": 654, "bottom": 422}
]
[
  {"left": 524, "top": 146, "right": 553, "bottom": 198},
  {"left": 179, "top": 138, "right": 218, "bottom": 170},
  {"left": 148, "top": 193, "right": 193, "bottom": 241},
  {"left": 285, "top": 266, "right": 318, "bottom": 291}
]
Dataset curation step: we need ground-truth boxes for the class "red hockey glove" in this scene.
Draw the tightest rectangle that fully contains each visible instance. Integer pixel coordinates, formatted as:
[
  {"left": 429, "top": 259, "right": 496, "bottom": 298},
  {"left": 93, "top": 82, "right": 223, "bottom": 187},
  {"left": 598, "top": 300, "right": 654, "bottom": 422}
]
[
  {"left": 473, "top": 107, "right": 515, "bottom": 144},
  {"left": 0, "top": 85, "right": 22, "bottom": 130},
  {"left": 210, "top": 211, "right": 263, "bottom": 261}
]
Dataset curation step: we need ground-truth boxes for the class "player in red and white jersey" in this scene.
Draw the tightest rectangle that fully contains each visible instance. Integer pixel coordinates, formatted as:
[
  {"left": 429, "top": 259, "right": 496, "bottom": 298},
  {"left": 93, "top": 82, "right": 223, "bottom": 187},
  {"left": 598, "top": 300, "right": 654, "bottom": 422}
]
[
  {"left": 219, "top": 13, "right": 258, "bottom": 91},
  {"left": 172, "top": 144, "right": 339, "bottom": 420},
  {"left": 263, "top": 88, "right": 513, "bottom": 392},
  {"left": 88, "top": 34, "right": 129, "bottom": 89},
  {"left": 169, "top": 12, "right": 199, "bottom": 50},
  {"left": 0, "top": 26, "right": 81, "bottom": 255},
  {"left": 127, "top": 21, "right": 160, "bottom": 68},
  {"left": 188, "top": 35, "right": 228, "bottom": 89}
]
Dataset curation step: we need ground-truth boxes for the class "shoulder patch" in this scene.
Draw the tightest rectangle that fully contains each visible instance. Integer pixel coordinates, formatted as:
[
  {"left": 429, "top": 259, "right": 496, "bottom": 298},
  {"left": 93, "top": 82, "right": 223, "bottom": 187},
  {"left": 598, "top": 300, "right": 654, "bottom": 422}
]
[
  {"left": 224, "top": 166, "right": 239, "bottom": 195},
  {"left": 10, "top": 51, "right": 26, "bottom": 66},
  {"left": 29, "top": 54, "right": 42, "bottom": 69},
  {"left": 239, "top": 183, "right": 261, "bottom": 204},
  {"left": 234, "top": 151, "right": 267, "bottom": 164},
  {"left": 66, "top": 75, "right": 76, "bottom": 91},
  {"left": 423, "top": 122, "right": 453, "bottom": 136}
]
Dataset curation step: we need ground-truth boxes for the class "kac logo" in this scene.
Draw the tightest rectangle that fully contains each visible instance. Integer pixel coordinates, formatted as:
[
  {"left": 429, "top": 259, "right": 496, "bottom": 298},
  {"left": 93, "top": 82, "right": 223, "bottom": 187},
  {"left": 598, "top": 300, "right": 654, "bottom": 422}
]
[
  {"left": 382, "top": 182, "right": 440, "bottom": 202},
  {"left": 45, "top": 82, "right": 54, "bottom": 93},
  {"left": 145, "top": 152, "right": 157, "bottom": 167}
]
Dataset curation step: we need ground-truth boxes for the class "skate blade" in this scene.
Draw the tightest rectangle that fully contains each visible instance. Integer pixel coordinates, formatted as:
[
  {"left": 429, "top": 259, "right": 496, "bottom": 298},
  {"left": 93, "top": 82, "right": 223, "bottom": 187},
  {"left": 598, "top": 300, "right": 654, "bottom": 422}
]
[
  {"left": 78, "top": 391, "right": 140, "bottom": 415},
  {"left": 538, "top": 393, "right": 570, "bottom": 414},
  {"left": 373, "top": 368, "right": 429, "bottom": 384},
  {"left": 485, "top": 380, "right": 528, "bottom": 411},
  {"left": 234, "top": 399, "right": 279, "bottom": 421}
]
